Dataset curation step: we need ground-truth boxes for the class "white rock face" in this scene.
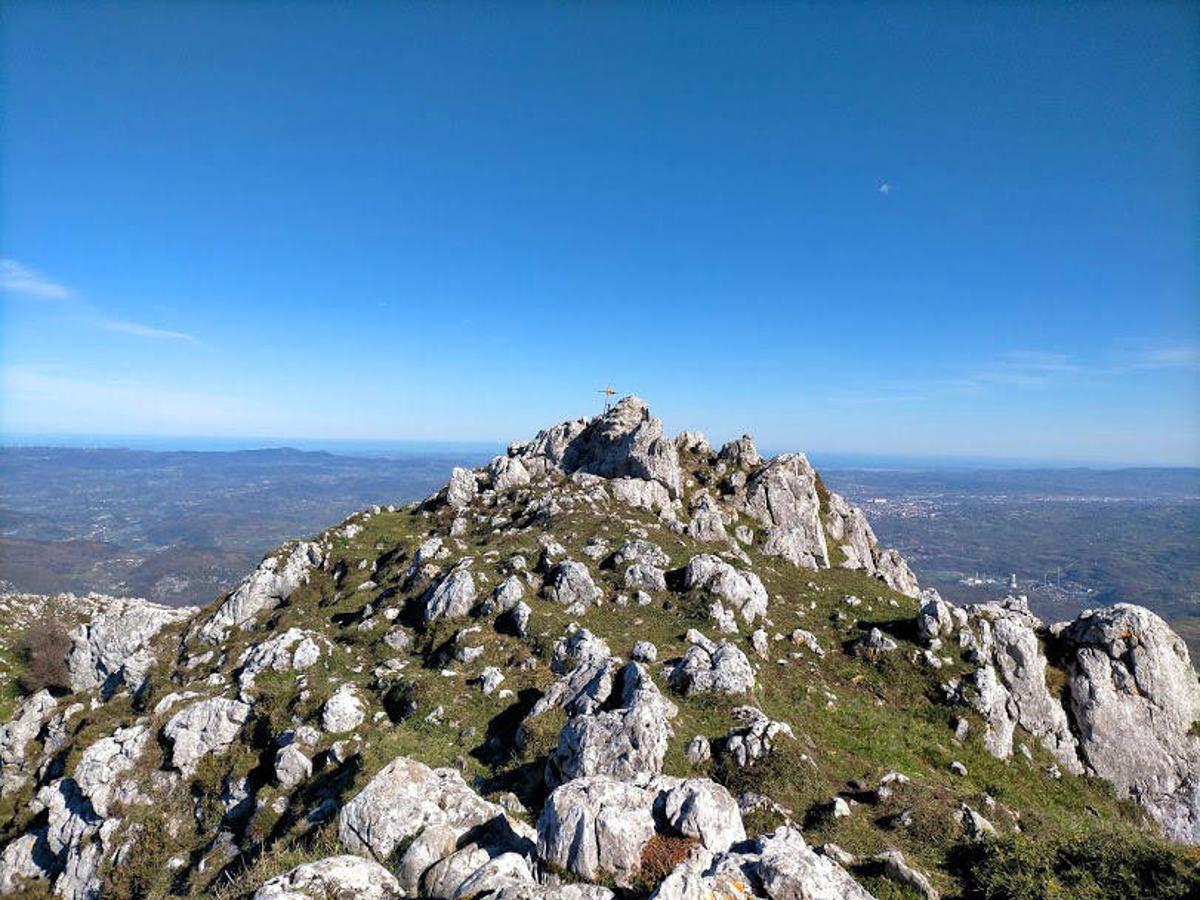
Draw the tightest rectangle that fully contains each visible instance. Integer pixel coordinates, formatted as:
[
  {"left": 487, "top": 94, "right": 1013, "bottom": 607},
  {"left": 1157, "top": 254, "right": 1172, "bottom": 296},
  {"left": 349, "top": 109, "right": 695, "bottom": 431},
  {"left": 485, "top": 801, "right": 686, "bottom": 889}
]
[
  {"left": 0, "top": 690, "right": 57, "bottom": 794},
  {"left": 545, "top": 560, "right": 602, "bottom": 608},
  {"left": 652, "top": 826, "right": 872, "bottom": 900},
  {"left": 682, "top": 555, "right": 768, "bottom": 625},
  {"left": 668, "top": 632, "right": 755, "bottom": 696},
  {"left": 537, "top": 774, "right": 743, "bottom": 887},
  {"left": 338, "top": 756, "right": 506, "bottom": 861},
  {"left": 623, "top": 563, "right": 667, "bottom": 593},
  {"left": 612, "top": 540, "right": 670, "bottom": 569},
  {"left": 423, "top": 564, "right": 478, "bottom": 623},
  {"left": 236, "top": 627, "right": 324, "bottom": 694},
  {"left": 321, "top": 684, "right": 366, "bottom": 734},
  {"left": 724, "top": 707, "right": 795, "bottom": 768},
  {"left": 739, "top": 455, "right": 828, "bottom": 569},
  {"left": 251, "top": 855, "right": 404, "bottom": 899},
  {"left": 547, "top": 663, "right": 678, "bottom": 788},
  {"left": 274, "top": 744, "right": 312, "bottom": 789},
  {"left": 197, "top": 542, "right": 322, "bottom": 643},
  {"left": 445, "top": 467, "right": 480, "bottom": 509},
  {"left": 824, "top": 491, "right": 921, "bottom": 597},
  {"left": 162, "top": 697, "right": 251, "bottom": 775},
  {"left": 72, "top": 724, "right": 150, "bottom": 817},
  {"left": 554, "top": 396, "right": 683, "bottom": 500},
  {"left": 66, "top": 597, "right": 194, "bottom": 697},
  {"left": 3, "top": 724, "right": 152, "bottom": 900},
  {"left": 967, "top": 598, "right": 1082, "bottom": 773},
  {"left": 687, "top": 494, "right": 728, "bottom": 543},
  {"left": 1059, "top": 604, "right": 1200, "bottom": 843}
]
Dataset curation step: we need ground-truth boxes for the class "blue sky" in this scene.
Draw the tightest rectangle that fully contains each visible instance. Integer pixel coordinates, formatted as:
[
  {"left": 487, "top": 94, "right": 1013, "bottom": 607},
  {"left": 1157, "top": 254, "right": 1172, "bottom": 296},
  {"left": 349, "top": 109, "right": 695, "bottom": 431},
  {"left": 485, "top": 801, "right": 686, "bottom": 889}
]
[{"left": 2, "top": 2, "right": 1197, "bottom": 464}]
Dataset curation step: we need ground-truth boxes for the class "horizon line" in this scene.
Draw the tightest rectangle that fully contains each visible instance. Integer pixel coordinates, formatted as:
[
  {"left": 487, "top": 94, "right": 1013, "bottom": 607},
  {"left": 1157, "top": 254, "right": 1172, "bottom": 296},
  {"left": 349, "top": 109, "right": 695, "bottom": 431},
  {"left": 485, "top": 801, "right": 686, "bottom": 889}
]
[{"left": 2, "top": 430, "right": 1196, "bottom": 471}]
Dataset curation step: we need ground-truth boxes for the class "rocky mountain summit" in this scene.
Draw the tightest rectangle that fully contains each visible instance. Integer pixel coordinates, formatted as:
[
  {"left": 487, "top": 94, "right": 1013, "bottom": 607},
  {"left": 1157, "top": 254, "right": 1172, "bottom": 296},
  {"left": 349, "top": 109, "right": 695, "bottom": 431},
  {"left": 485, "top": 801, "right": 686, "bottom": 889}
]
[{"left": 0, "top": 397, "right": 1197, "bottom": 899}]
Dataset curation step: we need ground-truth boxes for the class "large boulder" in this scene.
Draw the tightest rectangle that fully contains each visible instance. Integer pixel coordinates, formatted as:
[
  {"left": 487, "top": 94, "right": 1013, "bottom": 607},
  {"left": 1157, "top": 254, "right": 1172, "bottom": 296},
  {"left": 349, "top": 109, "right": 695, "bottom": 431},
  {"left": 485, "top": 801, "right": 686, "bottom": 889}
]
[
  {"left": 320, "top": 684, "right": 366, "bottom": 734},
  {"left": 197, "top": 542, "right": 322, "bottom": 643},
  {"left": 338, "top": 756, "right": 505, "bottom": 861},
  {"left": 423, "top": 563, "right": 478, "bottom": 623},
  {"left": 738, "top": 454, "right": 828, "bottom": 569},
  {"left": 546, "top": 663, "right": 678, "bottom": 788},
  {"left": 545, "top": 560, "right": 602, "bottom": 609},
  {"left": 965, "top": 598, "right": 1081, "bottom": 773},
  {"left": 252, "top": 855, "right": 404, "bottom": 900},
  {"left": 66, "top": 597, "right": 194, "bottom": 697},
  {"left": 537, "top": 774, "right": 743, "bottom": 887},
  {"left": 162, "top": 697, "right": 252, "bottom": 775},
  {"left": 1059, "top": 604, "right": 1200, "bottom": 843},
  {"left": 681, "top": 555, "right": 768, "bottom": 625},
  {"left": 652, "top": 826, "right": 873, "bottom": 899},
  {"left": 668, "top": 631, "right": 755, "bottom": 696}
]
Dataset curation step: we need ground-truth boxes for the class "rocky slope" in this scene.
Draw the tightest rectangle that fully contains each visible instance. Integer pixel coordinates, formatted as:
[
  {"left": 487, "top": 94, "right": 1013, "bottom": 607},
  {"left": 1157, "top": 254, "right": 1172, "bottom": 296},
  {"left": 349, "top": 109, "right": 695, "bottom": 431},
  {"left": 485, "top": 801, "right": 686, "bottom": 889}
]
[{"left": 0, "top": 396, "right": 1197, "bottom": 899}]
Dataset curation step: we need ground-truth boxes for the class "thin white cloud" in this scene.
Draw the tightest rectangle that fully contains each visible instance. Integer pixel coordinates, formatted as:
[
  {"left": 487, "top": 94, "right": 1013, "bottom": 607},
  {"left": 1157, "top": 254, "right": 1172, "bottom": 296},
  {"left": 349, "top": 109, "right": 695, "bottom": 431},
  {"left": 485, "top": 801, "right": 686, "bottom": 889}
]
[
  {"left": 0, "top": 258, "right": 74, "bottom": 300},
  {"left": 96, "top": 318, "right": 196, "bottom": 343},
  {"left": 1127, "top": 345, "right": 1200, "bottom": 371},
  {"left": 2, "top": 258, "right": 196, "bottom": 343}
]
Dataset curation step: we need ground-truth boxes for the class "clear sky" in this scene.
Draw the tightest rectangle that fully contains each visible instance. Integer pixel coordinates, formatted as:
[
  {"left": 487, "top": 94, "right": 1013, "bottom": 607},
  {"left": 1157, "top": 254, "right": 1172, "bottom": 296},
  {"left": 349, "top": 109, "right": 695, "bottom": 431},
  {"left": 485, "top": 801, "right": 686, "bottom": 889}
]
[{"left": 2, "top": 2, "right": 1197, "bottom": 464}]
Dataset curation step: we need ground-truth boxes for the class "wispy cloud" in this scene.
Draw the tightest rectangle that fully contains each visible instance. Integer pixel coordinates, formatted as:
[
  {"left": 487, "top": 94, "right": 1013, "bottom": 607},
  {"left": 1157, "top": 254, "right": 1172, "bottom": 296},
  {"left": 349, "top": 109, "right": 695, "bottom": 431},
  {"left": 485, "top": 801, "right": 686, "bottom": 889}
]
[
  {"left": 0, "top": 258, "right": 74, "bottom": 300},
  {"left": 1125, "top": 345, "right": 1200, "bottom": 371},
  {"left": 96, "top": 319, "right": 196, "bottom": 343},
  {"left": 2, "top": 258, "right": 196, "bottom": 343}
]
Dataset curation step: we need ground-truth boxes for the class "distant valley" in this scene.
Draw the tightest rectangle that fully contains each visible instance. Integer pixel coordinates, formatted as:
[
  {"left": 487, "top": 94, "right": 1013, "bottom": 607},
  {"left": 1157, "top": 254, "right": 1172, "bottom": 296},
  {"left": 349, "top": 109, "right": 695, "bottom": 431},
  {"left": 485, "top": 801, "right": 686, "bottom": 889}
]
[
  {"left": 2, "top": 446, "right": 1197, "bottom": 652},
  {"left": 0, "top": 446, "right": 489, "bottom": 605}
]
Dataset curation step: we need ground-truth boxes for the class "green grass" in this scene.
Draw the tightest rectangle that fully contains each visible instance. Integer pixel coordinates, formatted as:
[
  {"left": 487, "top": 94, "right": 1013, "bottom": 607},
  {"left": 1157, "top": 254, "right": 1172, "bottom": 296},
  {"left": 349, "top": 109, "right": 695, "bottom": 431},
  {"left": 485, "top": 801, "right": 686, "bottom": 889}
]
[{"left": 4, "top": 479, "right": 1197, "bottom": 899}]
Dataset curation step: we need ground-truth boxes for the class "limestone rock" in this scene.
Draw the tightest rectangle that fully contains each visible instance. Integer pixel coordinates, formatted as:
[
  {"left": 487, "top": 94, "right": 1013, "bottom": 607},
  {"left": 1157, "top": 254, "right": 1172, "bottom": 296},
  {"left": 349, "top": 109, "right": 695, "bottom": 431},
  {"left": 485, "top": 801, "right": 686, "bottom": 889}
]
[
  {"left": 0, "top": 689, "right": 57, "bottom": 793},
  {"left": 197, "top": 542, "right": 322, "bottom": 643},
  {"left": 739, "top": 455, "right": 828, "bottom": 569},
  {"left": 612, "top": 540, "right": 670, "bottom": 570},
  {"left": 545, "top": 560, "right": 602, "bottom": 609},
  {"left": 66, "top": 597, "right": 193, "bottom": 697},
  {"left": 623, "top": 563, "right": 667, "bottom": 593},
  {"left": 423, "top": 563, "right": 478, "bottom": 623},
  {"left": 274, "top": 744, "right": 312, "bottom": 789},
  {"left": 966, "top": 598, "right": 1082, "bottom": 773},
  {"left": 237, "top": 628, "right": 323, "bottom": 695},
  {"left": 681, "top": 555, "right": 768, "bottom": 625},
  {"left": 546, "top": 663, "right": 677, "bottom": 787},
  {"left": 537, "top": 774, "right": 742, "bottom": 887},
  {"left": 651, "top": 826, "right": 871, "bottom": 900},
  {"left": 163, "top": 697, "right": 251, "bottom": 775},
  {"left": 687, "top": 494, "right": 728, "bottom": 543},
  {"left": 1059, "top": 604, "right": 1200, "bottom": 843},
  {"left": 445, "top": 467, "right": 479, "bottom": 509},
  {"left": 321, "top": 684, "right": 366, "bottom": 734},
  {"left": 338, "top": 756, "right": 504, "bottom": 861},
  {"left": 251, "top": 855, "right": 404, "bottom": 900},
  {"left": 668, "top": 633, "right": 755, "bottom": 696}
]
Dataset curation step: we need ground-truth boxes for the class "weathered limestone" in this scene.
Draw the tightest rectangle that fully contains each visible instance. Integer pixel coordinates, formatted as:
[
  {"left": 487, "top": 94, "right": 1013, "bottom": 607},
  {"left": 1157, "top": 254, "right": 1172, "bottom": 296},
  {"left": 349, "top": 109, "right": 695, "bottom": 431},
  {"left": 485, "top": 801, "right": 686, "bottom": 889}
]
[
  {"left": 66, "top": 598, "right": 193, "bottom": 697},
  {"left": 1059, "top": 604, "right": 1200, "bottom": 843},
  {"left": 162, "top": 697, "right": 251, "bottom": 775},
  {"left": 197, "top": 542, "right": 322, "bottom": 643}
]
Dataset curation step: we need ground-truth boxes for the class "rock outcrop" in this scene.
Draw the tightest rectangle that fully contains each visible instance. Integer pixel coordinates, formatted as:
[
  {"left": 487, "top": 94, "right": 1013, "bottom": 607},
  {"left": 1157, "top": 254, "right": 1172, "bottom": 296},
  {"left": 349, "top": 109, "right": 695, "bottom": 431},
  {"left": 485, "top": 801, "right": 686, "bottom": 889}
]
[
  {"left": 1058, "top": 604, "right": 1200, "bottom": 843},
  {"left": 66, "top": 597, "right": 193, "bottom": 697},
  {"left": 196, "top": 542, "right": 322, "bottom": 643}
]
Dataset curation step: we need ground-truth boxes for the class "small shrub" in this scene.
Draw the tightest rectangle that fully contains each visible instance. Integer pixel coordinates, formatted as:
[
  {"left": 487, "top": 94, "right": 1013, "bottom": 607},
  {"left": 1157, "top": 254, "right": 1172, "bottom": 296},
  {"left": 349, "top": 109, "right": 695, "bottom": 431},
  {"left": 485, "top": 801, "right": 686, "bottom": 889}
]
[
  {"left": 16, "top": 616, "right": 73, "bottom": 694},
  {"left": 635, "top": 833, "right": 699, "bottom": 889}
]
